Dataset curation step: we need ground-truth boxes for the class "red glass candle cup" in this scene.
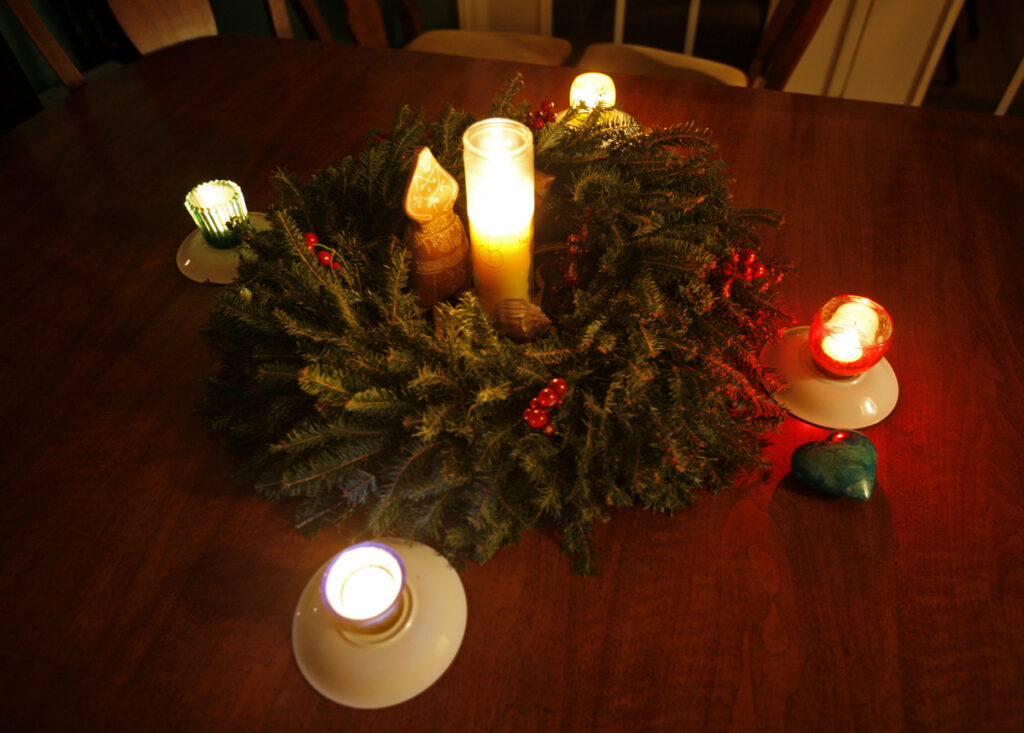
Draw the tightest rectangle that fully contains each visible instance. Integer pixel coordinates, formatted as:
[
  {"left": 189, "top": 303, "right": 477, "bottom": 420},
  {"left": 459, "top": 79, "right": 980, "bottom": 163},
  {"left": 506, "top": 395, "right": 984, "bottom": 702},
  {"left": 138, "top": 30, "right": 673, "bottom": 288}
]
[{"left": 808, "top": 295, "right": 893, "bottom": 378}]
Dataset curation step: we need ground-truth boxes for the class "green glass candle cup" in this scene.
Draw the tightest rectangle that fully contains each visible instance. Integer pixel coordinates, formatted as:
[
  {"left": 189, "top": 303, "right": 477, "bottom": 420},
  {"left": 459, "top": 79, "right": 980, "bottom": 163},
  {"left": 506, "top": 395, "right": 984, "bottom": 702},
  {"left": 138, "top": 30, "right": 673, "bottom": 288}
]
[{"left": 184, "top": 180, "right": 248, "bottom": 250}]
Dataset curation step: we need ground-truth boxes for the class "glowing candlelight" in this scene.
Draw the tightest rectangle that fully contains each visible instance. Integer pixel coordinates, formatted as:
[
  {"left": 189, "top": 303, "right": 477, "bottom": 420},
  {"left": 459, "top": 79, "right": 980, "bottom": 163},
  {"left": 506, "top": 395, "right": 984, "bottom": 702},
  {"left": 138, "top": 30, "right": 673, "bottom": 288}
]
[
  {"left": 821, "top": 329, "right": 864, "bottom": 363},
  {"left": 570, "top": 72, "right": 616, "bottom": 109},
  {"left": 321, "top": 542, "right": 405, "bottom": 628},
  {"left": 184, "top": 180, "right": 248, "bottom": 249},
  {"left": 462, "top": 118, "right": 534, "bottom": 315},
  {"left": 809, "top": 295, "right": 893, "bottom": 378}
]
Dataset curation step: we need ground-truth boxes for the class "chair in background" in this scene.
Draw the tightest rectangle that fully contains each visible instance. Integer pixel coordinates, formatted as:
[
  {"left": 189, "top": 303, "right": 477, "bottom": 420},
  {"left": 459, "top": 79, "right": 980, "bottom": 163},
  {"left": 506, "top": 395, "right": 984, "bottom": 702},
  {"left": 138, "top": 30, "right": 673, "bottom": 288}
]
[
  {"left": 995, "top": 54, "right": 1023, "bottom": 116},
  {"left": 270, "top": 0, "right": 335, "bottom": 42},
  {"left": 343, "top": 0, "right": 571, "bottom": 66},
  {"left": 578, "top": 43, "right": 748, "bottom": 86},
  {"left": 577, "top": 0, "right": 832, "bottom": 88},
  {"left": 5, "top": 0, "right": 86, "bottom": 90},
  {"left": 106, "top": 0, "right": 308, "bottom": 55}
]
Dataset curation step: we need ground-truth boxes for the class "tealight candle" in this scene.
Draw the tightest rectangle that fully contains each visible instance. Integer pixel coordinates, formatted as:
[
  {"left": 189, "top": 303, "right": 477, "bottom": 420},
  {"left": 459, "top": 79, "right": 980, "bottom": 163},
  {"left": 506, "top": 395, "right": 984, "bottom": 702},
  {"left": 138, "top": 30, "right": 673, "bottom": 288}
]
[
  {"left": 570, "top": 72, "right": 616, "bottom": 109},
  {"left": 462, "top": 118, "right": 534, "bottom": 315},
  {"left": 321, "top": 542, "right": 406, "bottom": 631},
  {"left": 184, "top": 179, "right": 249, "bottom": 249},
  {"left": 809, "top": 295, "right": 893, "bottom": 378}
]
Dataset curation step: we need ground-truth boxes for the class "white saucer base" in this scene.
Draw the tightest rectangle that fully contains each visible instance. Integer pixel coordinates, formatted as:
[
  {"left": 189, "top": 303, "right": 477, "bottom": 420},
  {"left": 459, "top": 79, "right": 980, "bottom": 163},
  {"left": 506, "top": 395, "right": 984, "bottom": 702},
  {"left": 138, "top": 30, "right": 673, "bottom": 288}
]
[
  {"left": 762, "top": 326, "right": 898, "bottom": 430},
  {"left": 176, "top": 212, "right": 268, "bottom": 284},
  {"left": 292, "top": 539, "right": 467, "bottom": 709}
]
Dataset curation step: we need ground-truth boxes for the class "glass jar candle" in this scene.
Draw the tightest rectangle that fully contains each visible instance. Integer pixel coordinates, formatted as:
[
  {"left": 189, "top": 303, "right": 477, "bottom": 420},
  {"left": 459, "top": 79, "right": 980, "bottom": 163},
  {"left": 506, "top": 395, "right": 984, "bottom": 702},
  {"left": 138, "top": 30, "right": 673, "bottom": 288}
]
[{"left": 462, "top": 118, "right": 534, "bottom": 316}]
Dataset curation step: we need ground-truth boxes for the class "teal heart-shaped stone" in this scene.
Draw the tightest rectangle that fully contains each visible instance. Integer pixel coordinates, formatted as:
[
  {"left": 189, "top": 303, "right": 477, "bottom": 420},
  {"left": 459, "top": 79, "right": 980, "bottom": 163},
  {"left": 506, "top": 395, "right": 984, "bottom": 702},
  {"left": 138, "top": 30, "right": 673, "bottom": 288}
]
[{"left": 791, "top": 431, "right": 877, "bottom": 501}]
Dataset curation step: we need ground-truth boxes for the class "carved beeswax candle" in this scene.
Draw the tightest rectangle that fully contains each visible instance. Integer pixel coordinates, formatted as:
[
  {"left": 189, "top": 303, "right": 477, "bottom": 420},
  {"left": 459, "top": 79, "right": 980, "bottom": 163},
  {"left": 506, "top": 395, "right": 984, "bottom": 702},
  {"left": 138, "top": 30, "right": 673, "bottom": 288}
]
[{"left": 462, "top": 118, "right": 534, "bottom": 315}]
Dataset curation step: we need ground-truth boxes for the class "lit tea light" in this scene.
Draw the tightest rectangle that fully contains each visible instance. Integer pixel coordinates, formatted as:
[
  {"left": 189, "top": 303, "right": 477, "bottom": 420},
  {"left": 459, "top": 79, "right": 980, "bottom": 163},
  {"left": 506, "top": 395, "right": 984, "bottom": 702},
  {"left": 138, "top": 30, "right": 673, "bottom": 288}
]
[
  {"left": 184, "top": 179, "right": 248, "bottom": 250},
  {"left": 570, "top": 72, "right": 616, "bottom": 109},
  {"left": 462, "top": 118, "right": 534, "bottom": 315},
  {"left": 321, "top": 542, "right": 405, "bottom": 629},
  {"left": 820, "top": 328, "right": 864, "bottom": 363},
  {"left": 761, "top": 295, "right": 898, "bottom": 428},
  {"left": 809, "top": 295, "right": 893, "bottom": 378}
]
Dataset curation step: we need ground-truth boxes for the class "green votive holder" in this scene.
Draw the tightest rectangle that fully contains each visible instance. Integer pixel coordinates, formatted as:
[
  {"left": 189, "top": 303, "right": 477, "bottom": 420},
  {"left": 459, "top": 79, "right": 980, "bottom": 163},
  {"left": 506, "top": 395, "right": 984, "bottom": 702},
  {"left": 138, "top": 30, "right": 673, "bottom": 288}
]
[{"left": 184, "top": 180, "right": 248, "bottom": 250}]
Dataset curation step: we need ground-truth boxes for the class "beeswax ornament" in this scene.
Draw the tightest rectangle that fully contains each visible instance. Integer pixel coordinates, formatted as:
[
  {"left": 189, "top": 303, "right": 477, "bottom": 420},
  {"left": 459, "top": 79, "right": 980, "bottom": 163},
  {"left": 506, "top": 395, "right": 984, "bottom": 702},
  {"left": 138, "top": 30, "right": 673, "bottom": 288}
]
[
  {"left": 403, "top": 147, "right": 471, "bottom": 306},
  {"left": 791, "top": 431, "right": 877, "bottom": 501}
]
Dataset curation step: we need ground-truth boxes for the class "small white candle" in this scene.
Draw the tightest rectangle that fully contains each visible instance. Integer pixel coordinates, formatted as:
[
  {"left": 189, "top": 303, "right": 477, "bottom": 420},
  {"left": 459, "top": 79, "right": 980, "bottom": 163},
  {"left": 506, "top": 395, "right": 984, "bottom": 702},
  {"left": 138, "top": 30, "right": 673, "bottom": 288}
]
[
  {"left": 463, "top": 119, "right": 534, "bottom": 315},
  {"left": 570, "top": 72, "right": 616, "bottom": 109},
  {"left": 322, "top": 543, "right": 404, "bottom": 622}
]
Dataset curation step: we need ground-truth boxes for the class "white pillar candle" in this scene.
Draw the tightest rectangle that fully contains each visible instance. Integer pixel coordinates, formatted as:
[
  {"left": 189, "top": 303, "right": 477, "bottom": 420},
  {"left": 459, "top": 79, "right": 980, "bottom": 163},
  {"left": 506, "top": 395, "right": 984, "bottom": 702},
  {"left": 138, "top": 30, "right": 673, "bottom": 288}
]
[{"left": 462, "top": 118, "right": 535, "bottom": 315}]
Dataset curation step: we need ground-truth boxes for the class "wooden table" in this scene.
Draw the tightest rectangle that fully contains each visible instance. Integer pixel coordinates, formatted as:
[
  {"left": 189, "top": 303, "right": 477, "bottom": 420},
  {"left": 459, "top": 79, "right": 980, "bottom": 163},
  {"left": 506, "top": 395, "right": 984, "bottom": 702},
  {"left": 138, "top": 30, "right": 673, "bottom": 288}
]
[{"left": 1, "top": 36, "right": 1022, "bottom": 731}]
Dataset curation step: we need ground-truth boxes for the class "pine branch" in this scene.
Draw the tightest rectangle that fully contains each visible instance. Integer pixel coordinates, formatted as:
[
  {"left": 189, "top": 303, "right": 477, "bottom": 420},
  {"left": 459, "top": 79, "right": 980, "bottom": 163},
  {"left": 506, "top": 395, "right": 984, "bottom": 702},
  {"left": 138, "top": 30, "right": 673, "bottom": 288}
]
[{"left": 202, "top": 78, "right": 789, "bottom": 575}]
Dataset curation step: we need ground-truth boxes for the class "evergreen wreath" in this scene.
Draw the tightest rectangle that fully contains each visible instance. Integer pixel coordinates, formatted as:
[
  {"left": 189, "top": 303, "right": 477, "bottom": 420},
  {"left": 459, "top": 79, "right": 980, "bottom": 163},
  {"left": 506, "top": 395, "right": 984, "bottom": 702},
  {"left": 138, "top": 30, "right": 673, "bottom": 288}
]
[{"left": 200, "top": 76, "right": 789, "bottom": 574}]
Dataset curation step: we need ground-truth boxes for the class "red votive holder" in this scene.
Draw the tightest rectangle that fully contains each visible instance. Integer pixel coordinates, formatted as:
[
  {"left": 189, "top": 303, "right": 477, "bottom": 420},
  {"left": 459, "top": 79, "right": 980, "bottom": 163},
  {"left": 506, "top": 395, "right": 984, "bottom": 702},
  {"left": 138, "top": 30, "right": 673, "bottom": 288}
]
[{"left": 808, "top": 295, "right": 893, "bottom": 378}]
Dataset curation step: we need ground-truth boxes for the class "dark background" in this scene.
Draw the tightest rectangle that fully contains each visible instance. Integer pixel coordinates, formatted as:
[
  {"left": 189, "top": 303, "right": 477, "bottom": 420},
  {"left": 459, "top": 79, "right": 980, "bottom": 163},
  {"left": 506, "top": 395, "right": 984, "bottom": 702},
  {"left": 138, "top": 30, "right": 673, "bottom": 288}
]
[{"left": 2, "top": 1, "right": 1022, "bottom": 132}]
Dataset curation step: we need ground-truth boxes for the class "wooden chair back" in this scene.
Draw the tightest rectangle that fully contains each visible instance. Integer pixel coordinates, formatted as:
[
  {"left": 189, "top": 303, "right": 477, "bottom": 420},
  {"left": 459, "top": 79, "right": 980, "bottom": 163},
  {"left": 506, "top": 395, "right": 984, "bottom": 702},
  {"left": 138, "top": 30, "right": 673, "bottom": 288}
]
[
  {"left": 5, "top": 0, "right": 86, "bottom": 90},
  {"left": 107, "top": 0, "right": 328, "bottom": 55},
  {"left": 342, "top": 0, "right": 569, "bottom": 65},
  {"left": 342, "top": 0, "right": 423, "bottom": 48},
  {"left": 579, "top": 0, "right": 832, "bottom": 90},
  {"left": 107, "top": 0, "right": 217, "bottom": 54},
  {"left": 270, "top": 0, "right": 335, "bottom": 42},
  {"left": 748, "top": 0, "right": 833, "bottom": 89}
]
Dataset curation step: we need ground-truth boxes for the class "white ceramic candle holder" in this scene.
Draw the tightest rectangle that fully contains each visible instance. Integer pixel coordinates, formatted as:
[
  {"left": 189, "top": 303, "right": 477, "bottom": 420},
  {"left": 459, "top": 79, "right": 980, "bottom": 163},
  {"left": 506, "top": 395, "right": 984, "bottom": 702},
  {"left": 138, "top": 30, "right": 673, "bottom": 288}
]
[
  {"left": 762, "top": 326, "right": 898, "bottom": 429},
  {"left": 292, "top": 539, "right": 467, "bottom": 709},
  {"left": 763, "top": 295, "right": 898, "bottom": 430}
]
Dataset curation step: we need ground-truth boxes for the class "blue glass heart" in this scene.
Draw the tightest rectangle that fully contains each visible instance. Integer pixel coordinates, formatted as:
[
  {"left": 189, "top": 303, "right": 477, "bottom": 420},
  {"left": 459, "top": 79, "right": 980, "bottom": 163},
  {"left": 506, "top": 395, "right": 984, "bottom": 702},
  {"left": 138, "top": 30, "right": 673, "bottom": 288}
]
[{"left": 791, "top": 431, "right": 877, "bottom": 501}]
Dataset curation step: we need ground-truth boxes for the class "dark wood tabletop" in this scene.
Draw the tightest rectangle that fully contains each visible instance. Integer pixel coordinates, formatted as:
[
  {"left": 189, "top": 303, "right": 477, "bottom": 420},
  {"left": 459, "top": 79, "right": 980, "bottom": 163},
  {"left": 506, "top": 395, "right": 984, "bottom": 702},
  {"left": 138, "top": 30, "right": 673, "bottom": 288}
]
[{"left": 1, "top": 35, "right": 1022, "bottom": 732}]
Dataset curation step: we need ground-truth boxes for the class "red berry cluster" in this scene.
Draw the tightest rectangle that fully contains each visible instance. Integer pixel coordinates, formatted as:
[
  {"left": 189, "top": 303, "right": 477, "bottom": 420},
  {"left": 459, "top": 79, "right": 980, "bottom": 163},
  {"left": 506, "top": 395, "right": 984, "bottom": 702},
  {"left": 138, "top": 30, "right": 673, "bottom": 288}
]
[
  {"left": 303, "top": 232, "right": 343, "bottom": 273},
  {"left": 527, "top": 100, "right": 557, "bottom": 130},
  {"left": 522, "top": 377, "right": 568, "bottom": 436},
  {"left": 719, "top": 248, "right": 766, "bottom": 282}
]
